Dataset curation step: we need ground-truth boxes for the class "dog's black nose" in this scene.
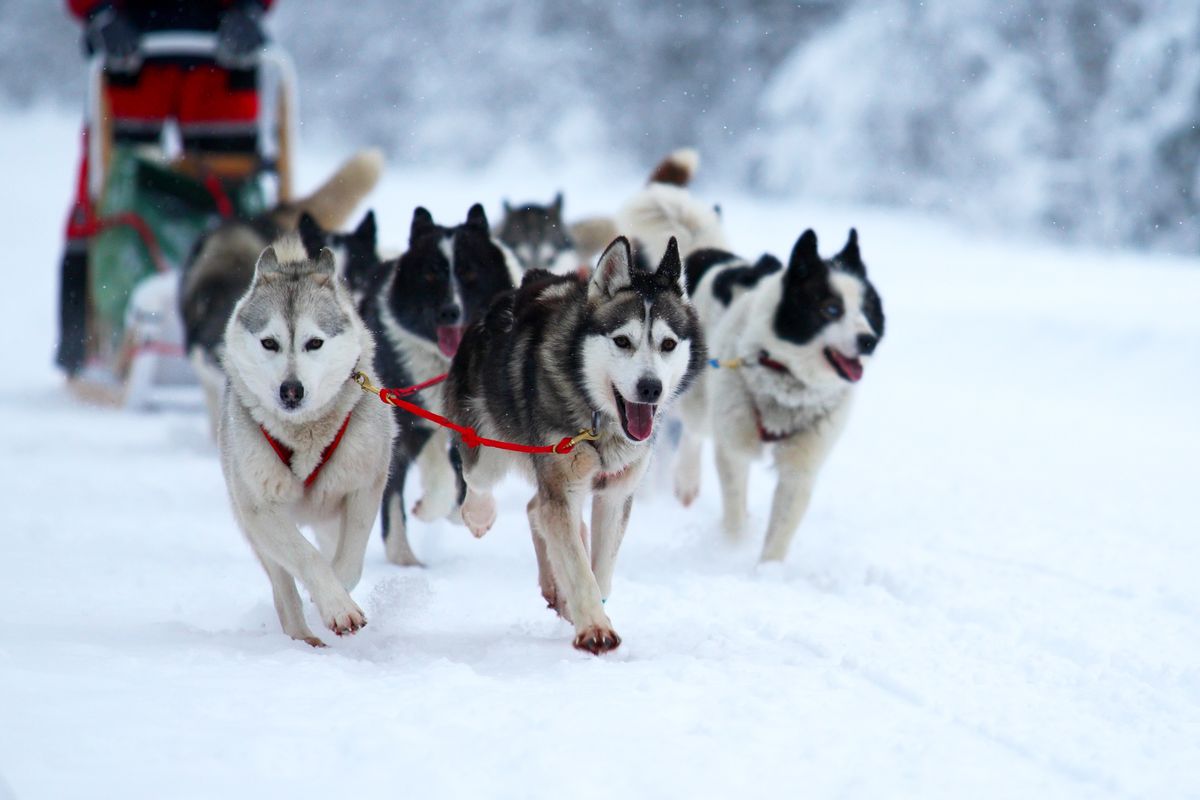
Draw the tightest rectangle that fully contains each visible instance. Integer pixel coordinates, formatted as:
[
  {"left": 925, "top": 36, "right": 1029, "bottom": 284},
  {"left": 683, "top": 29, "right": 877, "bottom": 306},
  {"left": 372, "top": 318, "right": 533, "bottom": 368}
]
[
  {"left": 438, "top": 303, "right": 461, "bottom": 325},
  {"left": 635, "top": 377, "right": 663, "bottom": 404},
  {"left": 857, "top": 333, "right": 879, "bottom": 355},
  {"left": 280, "top": 379, "right": 304, "bottom": 408}
]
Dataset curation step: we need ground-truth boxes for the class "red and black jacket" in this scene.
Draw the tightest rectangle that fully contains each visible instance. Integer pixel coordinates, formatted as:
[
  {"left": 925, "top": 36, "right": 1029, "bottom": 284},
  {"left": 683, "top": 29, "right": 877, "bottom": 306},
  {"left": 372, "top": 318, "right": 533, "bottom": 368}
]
[{"left": 68, "top": 1, "right": 273, "bottom": 31}]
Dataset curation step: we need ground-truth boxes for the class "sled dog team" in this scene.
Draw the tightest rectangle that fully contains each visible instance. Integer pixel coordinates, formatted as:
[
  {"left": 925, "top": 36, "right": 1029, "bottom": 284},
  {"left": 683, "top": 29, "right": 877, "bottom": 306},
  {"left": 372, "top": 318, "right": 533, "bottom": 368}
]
[{"left": 195, "top": 148, "right": 886, "bottom": 653}]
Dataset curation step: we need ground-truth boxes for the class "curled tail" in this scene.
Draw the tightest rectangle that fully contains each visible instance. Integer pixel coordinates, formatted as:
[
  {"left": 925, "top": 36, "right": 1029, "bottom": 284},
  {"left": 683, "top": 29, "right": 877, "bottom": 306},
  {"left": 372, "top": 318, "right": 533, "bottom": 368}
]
[
  {"left": 647, "top": 147, "right": 699, "bottom": 187},
  {"left": 618, "top": 147, "right": 725, "bottom": 261}
]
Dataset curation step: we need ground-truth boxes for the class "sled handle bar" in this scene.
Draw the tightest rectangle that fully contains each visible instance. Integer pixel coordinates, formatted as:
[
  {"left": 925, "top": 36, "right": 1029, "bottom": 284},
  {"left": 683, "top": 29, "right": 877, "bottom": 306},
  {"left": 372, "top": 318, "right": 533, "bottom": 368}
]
[{"left": 84, "top": 33, "right": 300, "bottom": 199}]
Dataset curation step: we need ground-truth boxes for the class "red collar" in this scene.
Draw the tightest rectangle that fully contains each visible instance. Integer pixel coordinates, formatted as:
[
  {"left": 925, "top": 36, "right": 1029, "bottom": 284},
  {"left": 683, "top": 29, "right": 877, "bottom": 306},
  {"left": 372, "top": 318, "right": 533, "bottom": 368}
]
[
  {"left": 757, "top": 351, "right": 790, "bottom": 374},
  {"left": 261, "top": 413, "right": 353, "bottom": 488}
]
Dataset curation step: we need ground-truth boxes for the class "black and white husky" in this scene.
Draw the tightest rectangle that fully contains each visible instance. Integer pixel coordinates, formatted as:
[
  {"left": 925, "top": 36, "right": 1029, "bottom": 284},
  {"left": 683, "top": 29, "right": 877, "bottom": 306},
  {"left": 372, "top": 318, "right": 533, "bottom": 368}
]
[
  {"left": 675, "top": 229, "right": 885, "bottom": 562},
  {"left": 496, "top": 193, "right": 580, "bottom": 275},
  {"left": 361, "top": 204, "right": 521, "bottom": 566},
  {"left": 218, "top": 236, "right": 395, "bottom": 645},
  {"left": 444, "top": 236, "right": 705, "bottom": 653}
]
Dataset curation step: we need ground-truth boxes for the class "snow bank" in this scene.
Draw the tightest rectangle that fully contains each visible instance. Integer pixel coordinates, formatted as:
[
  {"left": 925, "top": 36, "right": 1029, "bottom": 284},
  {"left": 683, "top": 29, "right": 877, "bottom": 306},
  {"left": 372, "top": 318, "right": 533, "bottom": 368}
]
[{"left": 2, "top": 110, "right": 1199, "bottom": 799}]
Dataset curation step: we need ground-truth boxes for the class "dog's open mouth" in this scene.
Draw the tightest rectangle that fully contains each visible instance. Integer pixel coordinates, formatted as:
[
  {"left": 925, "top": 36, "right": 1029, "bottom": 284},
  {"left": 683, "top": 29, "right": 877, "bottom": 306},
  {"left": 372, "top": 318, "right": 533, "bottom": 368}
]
[
  {"left": 824, "top": 348, "right": 864, "bottom": 383},
  {"left": 436, "top": 325, "right": 466, "bottom": 358},
  {"left": 614, "top": 387, "right": 656, "bottom": 442}
]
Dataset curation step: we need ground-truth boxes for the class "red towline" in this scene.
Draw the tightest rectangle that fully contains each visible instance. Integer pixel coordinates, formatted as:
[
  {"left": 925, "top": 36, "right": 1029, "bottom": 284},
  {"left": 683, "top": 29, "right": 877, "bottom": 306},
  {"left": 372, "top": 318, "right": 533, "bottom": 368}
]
[{"left": 351, "top": 371, "right": 599, "bottom": 456}]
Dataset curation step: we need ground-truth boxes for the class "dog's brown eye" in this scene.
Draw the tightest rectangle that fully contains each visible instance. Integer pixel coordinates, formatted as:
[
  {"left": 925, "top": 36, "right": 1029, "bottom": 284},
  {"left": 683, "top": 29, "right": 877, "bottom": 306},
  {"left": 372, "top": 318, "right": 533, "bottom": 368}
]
[
  {"left": 261, "top": 337, "right": 279, "bottom": 352},
  {"left": 821, "top": 300, "right": 843, "bottom": 320},
  {"left": 613, "top": 335, "right": 633, "bottom": 350},
  {"left": 305, "top": 338, "right": 324, "bottom": 351},
  {"left": 661, "top": 338, "right": 677, "bottom": 353}
]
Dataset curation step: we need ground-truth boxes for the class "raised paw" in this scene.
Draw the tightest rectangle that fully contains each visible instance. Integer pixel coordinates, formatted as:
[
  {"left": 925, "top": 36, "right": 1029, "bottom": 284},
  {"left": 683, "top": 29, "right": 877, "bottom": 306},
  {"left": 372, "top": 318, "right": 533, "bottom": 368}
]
[
  {"left": 461, "top": 489, "right": 496, "bottom": 539},
  {"left": 675, "top": 483, "right": 698, "bottom": 507},
  {"left": 573, "top": 625, "right": 621, "bottom": 655}
]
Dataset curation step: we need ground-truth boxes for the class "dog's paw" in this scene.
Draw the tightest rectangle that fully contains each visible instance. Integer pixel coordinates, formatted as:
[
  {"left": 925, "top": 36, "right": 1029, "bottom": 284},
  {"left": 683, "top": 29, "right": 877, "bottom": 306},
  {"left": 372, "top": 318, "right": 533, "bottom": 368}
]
[
  {"left": 540, "top": 584, "right": 572, "bottom": 622},
  {"left": 573, "top": 625, "right": 621, "bottom": 655},
  {"left": 461, "top": 489, "right": 496, "bottom": 539},
  {"left": 675, "top": 483, "right": 699, "bottom": 507},
  {"left": 412, "top": 490, "right": 454, "bottom": 523},
  {"left": 297, "top": 635, "right": 327, "bottom": 648},
  {"left": 384, "top": 533, "right": 424, "bottom": 568},
  {"left": 319, "top": 594, "right": 367, "bottom": 637},
  {"left": 674, "top": 466, "right": 700, "bottom": 507},
  {"left": 721, "top": 514, "right": 748, "bottom": 541}
]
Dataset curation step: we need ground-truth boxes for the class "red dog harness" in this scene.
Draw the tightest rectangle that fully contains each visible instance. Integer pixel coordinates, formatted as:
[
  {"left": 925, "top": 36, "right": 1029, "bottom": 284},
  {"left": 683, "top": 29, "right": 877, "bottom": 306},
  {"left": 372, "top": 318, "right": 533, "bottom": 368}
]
[{"left": 261, "top": 414, "right": 352, "bottom": 488}]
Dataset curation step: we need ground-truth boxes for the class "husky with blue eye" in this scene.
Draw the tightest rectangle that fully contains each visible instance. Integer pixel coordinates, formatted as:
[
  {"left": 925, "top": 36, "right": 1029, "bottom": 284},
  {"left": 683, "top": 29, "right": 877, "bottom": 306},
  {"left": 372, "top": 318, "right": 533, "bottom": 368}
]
[
  {"left": 219, "top": 236, "right": 395, "bottom": 646},
  {"left": 675, "top": 229, "right": 886, "bottom": 563}
]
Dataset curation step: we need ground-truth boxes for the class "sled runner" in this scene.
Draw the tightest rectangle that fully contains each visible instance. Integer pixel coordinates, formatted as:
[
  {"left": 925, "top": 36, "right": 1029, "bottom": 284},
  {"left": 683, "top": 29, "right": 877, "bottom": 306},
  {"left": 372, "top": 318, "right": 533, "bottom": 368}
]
[{"left": 68, "top": 32, "right": 299, "bottom": 409}]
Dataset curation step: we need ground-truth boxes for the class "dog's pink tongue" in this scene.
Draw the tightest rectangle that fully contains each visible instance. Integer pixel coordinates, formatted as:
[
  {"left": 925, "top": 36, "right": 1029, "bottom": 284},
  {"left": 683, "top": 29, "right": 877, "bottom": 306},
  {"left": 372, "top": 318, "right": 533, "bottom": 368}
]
[
  {"left": 831, "top": 350, "right": 864, "bottom": 382},
  {"left": 624, "top": 401, "right": 655, "bottom": 441},
  {"left": 437, "top": 325, "right": 466, "bottom": 357}
]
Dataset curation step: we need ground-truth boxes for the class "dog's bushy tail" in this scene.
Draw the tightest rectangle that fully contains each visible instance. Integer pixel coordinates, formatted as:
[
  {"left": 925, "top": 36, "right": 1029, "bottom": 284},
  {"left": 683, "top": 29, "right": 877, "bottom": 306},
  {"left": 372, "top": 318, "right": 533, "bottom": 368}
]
[
  {"left": 617, "top": 148, "right": 726, "bottom": 261},
  {"left": 285, "top": 148, "right": 385, "bottom": 231},
  {"left": 647, "top": 147, "right": 700, "bottom": 187}
]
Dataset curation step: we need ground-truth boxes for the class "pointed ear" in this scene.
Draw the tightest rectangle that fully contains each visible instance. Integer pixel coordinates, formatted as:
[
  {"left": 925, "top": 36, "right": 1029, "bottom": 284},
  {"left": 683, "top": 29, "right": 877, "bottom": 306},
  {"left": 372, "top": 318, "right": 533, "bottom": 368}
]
[
  {"left": 466, "top": 203, "right": 489, "bottom": 232},
  {"left": 837, "top": 228, "right": 865, "bottom": 275},
  {"left": 753, "top": 253, "right": 784, "bottom": 276},
  {"left": 313, "top": 247, "right": 337, "bottom": 285},
  {"left": 589, "top": 236, "right": 634, "bottom": 301},
  {"left": 410, "top": 207, "right": 436, "bottom": 245},
  {"left": 502, "top": 199, "right": 513, "bottom": 216},
  {"left": 297, "top": 212, "right": 324, "bottom": 259},
  {"left": 552, "top": 192, "right": 563, "bottom": 215},
  {"left": 355, "top": 210, "right": 377, "bottom": 246},
  {"left": 255, "top": 246, "right": 283, "bottom": 281},
  {"left": 787, "top": 229, "right": 822, "bottom": 277},
  {"left": 656, "top": 236, "right": 684, "bottom": 294}
]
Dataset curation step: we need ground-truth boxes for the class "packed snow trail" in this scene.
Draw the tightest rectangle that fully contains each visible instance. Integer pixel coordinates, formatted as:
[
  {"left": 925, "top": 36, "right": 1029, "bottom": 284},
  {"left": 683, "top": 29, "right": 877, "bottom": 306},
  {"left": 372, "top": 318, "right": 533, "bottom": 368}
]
[{"left": 1, "top": 110, "right": 1198, "bottom": 799}]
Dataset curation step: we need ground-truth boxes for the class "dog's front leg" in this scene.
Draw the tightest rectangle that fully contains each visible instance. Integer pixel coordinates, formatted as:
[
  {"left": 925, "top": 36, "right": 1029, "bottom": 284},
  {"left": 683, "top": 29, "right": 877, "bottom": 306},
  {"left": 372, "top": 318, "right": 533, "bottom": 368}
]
[
  {"left": 239, "top": 504, "right": 366, "bottom": 637},
  {"left": 413, "top": 428, "right": 457, "bottom": 522},
  {"left": 591, "top": 491, "right": 634, "bottom": 601},
  {"left": 714, "top": 440, "right": 752, "bottom": 541},
  {"left": 527, "top": 495, "right": 563, "bottom": 617},
  {"left": 254, "top": 551, "right": 322, "bottom": 646},
  {"left": 535, "top": 485, "right": 619, "bottom": 654},
  {"left": 332, "top": 478, "right": 386, "bottom": 590},
  {"left": 760, "top": 420, "right": 841, "bottom": 563}
]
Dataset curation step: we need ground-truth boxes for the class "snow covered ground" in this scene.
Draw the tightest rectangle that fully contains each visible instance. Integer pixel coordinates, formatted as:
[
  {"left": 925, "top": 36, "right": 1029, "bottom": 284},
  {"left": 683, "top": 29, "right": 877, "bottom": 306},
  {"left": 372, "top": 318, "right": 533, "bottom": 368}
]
[{"left": 2, "top": 108, "right": 1199, "bottom": 799}]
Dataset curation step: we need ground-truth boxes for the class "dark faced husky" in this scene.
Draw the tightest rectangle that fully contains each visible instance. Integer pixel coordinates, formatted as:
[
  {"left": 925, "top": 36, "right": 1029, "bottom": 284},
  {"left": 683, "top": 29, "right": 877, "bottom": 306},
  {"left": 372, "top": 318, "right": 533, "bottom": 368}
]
[
  {"left": 361, "top": 204, "right": 521, "bottom": 566},
  {"left": 497, "top": 193, "right": 580, "bottom": 275},
  {"left": 674, "top": 229, "right": 885, "bottom": 562},
  {"left": 298, "top": 209, "right": 383, "bottom": 309},
  {"left": 444, "top": 236, "right": 705, "bottom": 653},
  {"left": 180, "top": 149, "right": 384, "bottom": 438},
  {"left": 219, "top": 236, "right": 395, "bottom": 645}
]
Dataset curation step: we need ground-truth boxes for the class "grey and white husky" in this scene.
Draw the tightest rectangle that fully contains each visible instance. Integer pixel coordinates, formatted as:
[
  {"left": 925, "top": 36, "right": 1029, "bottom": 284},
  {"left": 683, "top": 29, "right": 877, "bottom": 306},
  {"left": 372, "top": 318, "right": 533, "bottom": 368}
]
[
  {"left": 219, "top": 236, "right": 395, "bottom": 645},
  {"left": 497, "top": 193, "right": 581, "bottom": 275},
  {"left": 675, "top": 229, "right": 885, "bottom": 563},
  {"left": 182, "top": 149, "right": 384, "bottom": 439},
  {"left": 444, "top": 236, "right": 705, "bottom": 653}
]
